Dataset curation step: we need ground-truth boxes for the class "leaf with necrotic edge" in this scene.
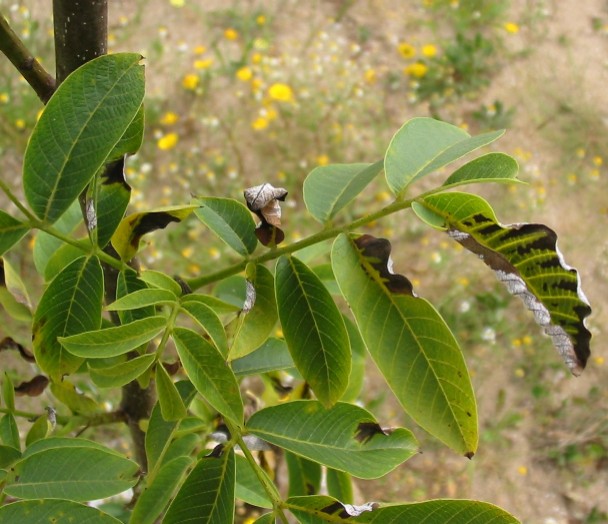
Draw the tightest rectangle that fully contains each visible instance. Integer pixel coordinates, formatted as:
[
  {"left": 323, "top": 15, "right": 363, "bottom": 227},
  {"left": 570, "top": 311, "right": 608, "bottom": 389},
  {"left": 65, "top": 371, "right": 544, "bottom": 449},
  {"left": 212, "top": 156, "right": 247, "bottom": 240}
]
[
  {"left": 331, "top": 234, "right": 478, "bottom": 455},
  {"left": 417, "top": 192, "right": 592, "bottom": 375},
  {"left": 23, "top": 53, "right": 144, "bottom": 224}
]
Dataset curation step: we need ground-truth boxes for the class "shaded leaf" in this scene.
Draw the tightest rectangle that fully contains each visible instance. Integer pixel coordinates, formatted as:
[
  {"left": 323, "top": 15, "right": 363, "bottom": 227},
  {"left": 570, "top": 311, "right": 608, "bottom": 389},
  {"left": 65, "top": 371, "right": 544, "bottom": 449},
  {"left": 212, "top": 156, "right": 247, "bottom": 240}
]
[
  {"left": 130, "top": 456, "right": 193, "bottom": 524},
  {"left": 247, "top": 400, "right": 418, "bottom": 479},
  {"left": 235, "top": 453, "right": 273, "bottom": 509},
  {"left": 232, "top": 337, "right": 295, "bottom": 376},
  {"left": 164, "top": 446, "right": 235, "bottom": 524},
  {"left": 193, "top": 197, "right": 258, "bottom": 256},
  {"left": 59, "top": 316, "right": 167, "bottom": 358},
  {"left": 89, "top": 353, "right": 156, "bottom": 388},
  {"left": 418, "top": 192, "right": 592, "bottom": 375},
  {"left": 173, "top": 327, "right": 243, "bottom": 426},
  {"left": 0, "top": 258, "right": 32, "bottom": 322},
  {"left": 156, "top": 363, "right": 187, "bottom": 421},
  {"left": 43, "top": 242, "right": 85, "bottom": 282},
  {"left": 0, "top": 499, "right": 123, "bottom": 524},
  {"left": 326, "top": 468, "right": 354, "bottom": 504},
  {"left": 230, "top": 264, "right": 278, "bottom": 360},
  {"left": 442, "top": 152, "right": 521, "bottom": 188},
  {"left": 181, "top": 292, "right": 241, "bottom": 315},
  {"left": 286, "top": 451, "right": 322, "bottom": 497},
  {"left": 111, "top": 205, "right": 197, "bottom": 261},
  {"left": 0, "top": 211, "right": 29, "bottom": 256},
  {"left": 332, "top": 234, "right": 478, "bottom": 455},
  {"left": 0, "top": 413, "right": 20, "bottom": 449},
  {"left": 180, "top": 300, "right": 228, "bottom": 357},
  {"left": 303, "top": 161, "right": 384, "bottom": 223},
  {"left": 384, "top": 117, "right": 504, "bottom": 195},
  {"left": 0, "top": 444, "right": 21, "bottom": 469},
  {"left": 139, "top": 270, "right": 183, "bottom": 296},
  {"left": 115, "top": 270, "right": 155, "bottom": 324},
  {"left": 50, "top": 380, "right": 100, "bottom": 415},
  {"left": 25, "top": 415, "right": 52, "bottom": 446},
  {"left": 275, "top": 256, "right": 351, "bottom": 407},
  {"left": 106, "top": 289, "right": 177, "bottom": 311},
  {"left": 23, "top": 53, "right": 144, "bottom": 223},
  {"left": 2, "top": 372, "right": 16, "bottom": 411},
  {"left": 5, "top": 438, "right": 138, "bottom": 501},
  {"left": 108, "top": 103, "right": 145, "bottom": 161},
  {"left": 341, "top": 316, "right": 366, "bottom": 403},
  {"left": 33, "top": 256, "right": 104, "bottom": 380}
]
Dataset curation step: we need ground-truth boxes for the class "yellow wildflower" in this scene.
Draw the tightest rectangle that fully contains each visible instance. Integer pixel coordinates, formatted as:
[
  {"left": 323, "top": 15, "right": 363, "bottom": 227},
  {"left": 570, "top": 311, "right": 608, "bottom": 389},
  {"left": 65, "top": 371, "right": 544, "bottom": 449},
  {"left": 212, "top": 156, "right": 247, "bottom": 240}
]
[
  {"left": 594, "top": 356, "right": 605, "bottom": 366},
  {"left": 236, "top": 66, "right": 252, "bottom": 81},
  {"left": 575, "top": 147, "right": 586, "bottom": 159},
  {"left": 181, "top": 246, "right": 194, "bottom": 258},
  {"left": 268, "top": 83, "right": 294, "bottom": 102},
  {"left": 194, "top": 45, "right": 206, "bottom": 55},
  {"left": 592, "top": 155, "right": 603, "bottom": 166},
  {"left": 364, "top": 68, "right": 377, "bottom": 84},
  {"left": 194, "top": 58, "right": 213, "bottom": 70},
  {"left": 157, "top": 133, "right": 179, "bottom": 150},
  {"left": 517, "top": 466, "right": 528, "bottom": 476},
  {"left": 404, "top": 62, "right": 428, "bottom": 78},
  {"left": 422, "top": 44, "right": 437, "bottom": 57},
  {"left": 514, "top": 368, "right": 525, "bottom": 378},
  {"left": 160, "top": 111, "right": 179, "bottom": 125},
  {"left": 398, "top": 42, "right": 416, "bottom": 58},
  {"left": 251, "top": 117, "right": 269, "bottom": 130},
  {"left": 170, "top": 0, "right": 184, "bottom": 7},
  {"left": 224, "top": 28, "right": 239, "bottom": 40},
  {"left": 316, "top": 154, "right": 330, "bottom": 166},
  {"left": 208, "top": 247, "right": 221, "bottom": 260},
  {"left": 504, "top": 22, "right": 520, "bottom": 34},
  {"left": 256, "top": 15, "right": 266, "bottom": 25},
  {"left": 522, "top": 335, "right": 533, "bottom": 346},
  {"left": 0, "top": 93, "right": 9, "bottom": 103},
  {"left": 252, "top": 52, "right": 263, "bottom": 64},
  {"left": 182, "top": 73, "right": 199, "bottom": 90},
  {"left": 15, "top": 119, "right": 26, "bottom": 129}
]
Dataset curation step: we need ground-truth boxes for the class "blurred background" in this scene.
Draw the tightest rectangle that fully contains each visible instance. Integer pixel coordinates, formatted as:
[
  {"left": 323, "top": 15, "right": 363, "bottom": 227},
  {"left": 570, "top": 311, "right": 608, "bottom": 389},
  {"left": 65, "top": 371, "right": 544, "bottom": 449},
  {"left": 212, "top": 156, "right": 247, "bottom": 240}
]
[{"left": 1, "top": 1, "right": 607, "bottom": 522}]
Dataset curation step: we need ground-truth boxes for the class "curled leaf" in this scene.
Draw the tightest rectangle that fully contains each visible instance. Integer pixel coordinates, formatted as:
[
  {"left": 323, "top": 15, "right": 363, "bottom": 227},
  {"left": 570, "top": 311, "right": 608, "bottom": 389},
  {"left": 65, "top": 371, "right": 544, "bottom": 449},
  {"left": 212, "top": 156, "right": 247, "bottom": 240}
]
[
  {"left": 244, "top": 183, "right": 288, "bottom": 246},
  {"left": 0, "top": 337, "right": 35, "bottom": 362},
  {"left": 14, "top": 375, "right": 49, "bottom": 397}
]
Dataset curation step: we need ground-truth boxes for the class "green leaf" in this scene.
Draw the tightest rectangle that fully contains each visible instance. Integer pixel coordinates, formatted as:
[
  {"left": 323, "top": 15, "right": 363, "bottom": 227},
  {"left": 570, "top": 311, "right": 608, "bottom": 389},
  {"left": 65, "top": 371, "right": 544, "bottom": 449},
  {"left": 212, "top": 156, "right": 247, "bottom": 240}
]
[
  {"left": 33, "top": 256, "right": 104, "bottom": 380},
  {"left": 0, "top": 211, "right": 29, "bottom": 256},
  {"left": 0, "top": 499, "right": 123, "bottom": 524},
  {"left": 108, "top": 103, "right": 145, "bottom": 161},
  {"left": 442, "top": 152, "right": 520, "bottom": 188},
  {"left": 89, "top": 354, "right": 156, "bottom": 388},
  {"left": 417, "top": 192, "right": 592, "bottom": 375},
  {"left": 107, "top": 289, "right": 177, "bottom": 311},
  {"left": 130, "top": 456, "right": 193, "bottom": 524},
  {"left": 180, "top": 292, "right": 241, "bottom": 315},
  {"left": 212, "top": 275, "right": 249, "bottom": 308},
  {"left": 341, "top": 315, "right": 366, "bottom": 403},
  {"left": 286, "top": 451, "right": 321, "bottom": 497},
  {"left": 43, "top": 242, "right": 85, "bottom": 281},
  {"left": 0, "top": 258, "right": 32, "bottom": 322},
  {"left": 285, "top": 496, "right": 520, "bottom": 523},
  {"left": 4, "top": 438, "right": 138, "bottom": 501},
  {"left": 235, "top": 453, "right": 273, "bottom": 508},
  {"left": 23, "top": 53, "right": 144, "bottom": 223},
  {"left": 180, "top": 301, "right": 228, "bottom": 357},
  {"left": 232, "top": 337, "right": 294, "bottom": 376},
  {"left": 139, "top": 270, "right": 183, "bottom": 295},
  {"left": 326, "top": 468, "right": 353, "bottom": 504},
  {"left": 116, "top": 270, "right": 155, "bottom": 324},
  {"left": 33, "top": 200, "right": 83, "bottom": 277},
  {"left": 0, "top": 413, "right": 20, "bottom": 449},
  {"left": 164, "top": 446, "right": 235, "bottom": 524},
  {"left": 230, "top": 264, "right": 278, "bottom": 360},
  {"left": 303, "top": 161, "right": 384, "bottom": 223},
  {"left": 252, "top": 514, "right": 275, "bottom": 524},
  {"left": 156, "top": 363, "right": 188, "bottom": 421},
  {"left": 331, "top": 234, "right": 478, "bottom": 455},
  {"left": 193, "top": 197, "right": 258, "bottom": 256},
  {"left": 25, "top": 415, "right": 51, "bottom": 446},
  {"left": 275, "top": 256, "right": 351, "bottom": 407},
  {"left": 95, "top": 157, "right": 132, "bottom": 248},
  {"left": 0, "top": 445, "right": 21, "bottom": 468},
  {"left": 173, "top": 327, "right": 243, "bottom": 426},
  {"left": 111, "top": 205, "right": 197, "bottom": 261},
  {"left": 59, "top": 316, "right": 167, "bottom": 358},
  {"left": 50, "top": 380, "right": 100, "bottom": 415},
  {"left": 146, "top": 381, "right": 197, "bottom": 472},
  {"left": 247, "top": 400, "right": 418, "bottom": 479},
  {"left": 384, "top": 117, "right": 504, "bottom": 195},
  {"left": 2, "top": 372, "right": 15, "bottom": 412}
]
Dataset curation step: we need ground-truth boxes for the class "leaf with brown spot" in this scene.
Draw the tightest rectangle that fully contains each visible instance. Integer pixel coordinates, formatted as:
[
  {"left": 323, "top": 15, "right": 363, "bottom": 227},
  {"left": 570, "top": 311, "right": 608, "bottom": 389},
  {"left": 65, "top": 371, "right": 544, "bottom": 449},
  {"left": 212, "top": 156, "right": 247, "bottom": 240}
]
[
  {"left": 111, "top": 205, "right": 197, "bottom": 261},
  {"left": 14, "top": 375, "right": 49, "bottom": 397},
  {"left": 244, "top": 183, "right": 288, "bottom": 246},
  {"left": 354, "top": 422, "right": 387, "bottom": 444}
]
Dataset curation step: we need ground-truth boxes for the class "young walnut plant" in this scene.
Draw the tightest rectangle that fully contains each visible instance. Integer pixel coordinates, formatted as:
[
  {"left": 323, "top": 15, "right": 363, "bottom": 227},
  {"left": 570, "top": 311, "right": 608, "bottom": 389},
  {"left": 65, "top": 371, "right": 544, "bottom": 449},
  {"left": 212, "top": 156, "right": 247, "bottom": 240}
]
[{"left": 0, "top": 53, "right": 592, "bottom": 523}]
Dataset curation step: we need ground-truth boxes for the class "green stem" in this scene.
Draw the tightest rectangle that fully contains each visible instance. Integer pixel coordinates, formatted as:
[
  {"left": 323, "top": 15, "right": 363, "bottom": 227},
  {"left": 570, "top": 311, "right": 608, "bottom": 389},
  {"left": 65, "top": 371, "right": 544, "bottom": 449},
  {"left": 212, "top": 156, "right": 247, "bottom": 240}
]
[
  {"left": 226, "top": 422, "right": 288, "bottom": 523},
  {"left": 155, "top": 304, "right": 180, "bottom": 359},
  {"left": 186, "top": 196, "right": 416, "bottom": 291}
]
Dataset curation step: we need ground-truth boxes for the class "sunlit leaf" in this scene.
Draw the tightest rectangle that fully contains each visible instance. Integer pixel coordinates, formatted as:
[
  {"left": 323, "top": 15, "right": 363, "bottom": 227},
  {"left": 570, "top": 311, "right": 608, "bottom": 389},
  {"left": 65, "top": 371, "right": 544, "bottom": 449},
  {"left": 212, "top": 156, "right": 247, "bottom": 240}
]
[
  {"left": 50, "top": 380, "right": 100, "bottom": 415},
  {"left": 441, "top": 152, "right": 520, "bottom": 188},
  {"left": 89, "top": 353, "right": 156, "bottom": 388},
  {"left": 115, "top": 270, "right": 155, "bottom": 324},
  {"left": 0, "top": 499, "right": 123, "bottom": 524},
  {"left": 235, "top": 453, "right": 273, "bottom": 509},
  {"left": 193, "top": 197, "right": 258, "bottom": 256},
  {"left": 303, "top": 161, "right": 384, "bottom": 223},
  {"left": 0, "top": 257, "right": 32, "bottom": 322},
  {"left": 155, "top": 363, "right": 187, "bottom": 421},
  {"left": 23, "top": 53, "right": 144, "bottom": 223},
  {"left": 417, "top": 192, "right": 592, "bottom": 375},
  {"left": 106, "top": 289, "right": 177, "bottom": 311},
  {"left": 275, "top": 256, "right": 350, "bottom": 407},
  {"left": 164, "top": 446, "right": 235, "bottom": 524},
  {"left": 247, "top": 401, "right": 418, "bottom": 479},
  {"left": 231, "top": 337, "right": 294, "bottom": 376},
  {"left": 173, "top": 327, "right": 243, "bottom": 426},
  {"left": 332, "top": 234, "right": 478, "bottom": 455},
  {"left": 384, "top": 117, "right": 504, "bottom": 195},
  {"left": 33, "top": 256, "right": 103, "bottom": 380},
  {"left": 139, "top": 270, "right": 183, "bottom": 295},
  {"left": 0, "top": 413, "right": 20, "bottom": 450},
  {"left": 59, "top": 316, "right": 167, "bottom": 358}
]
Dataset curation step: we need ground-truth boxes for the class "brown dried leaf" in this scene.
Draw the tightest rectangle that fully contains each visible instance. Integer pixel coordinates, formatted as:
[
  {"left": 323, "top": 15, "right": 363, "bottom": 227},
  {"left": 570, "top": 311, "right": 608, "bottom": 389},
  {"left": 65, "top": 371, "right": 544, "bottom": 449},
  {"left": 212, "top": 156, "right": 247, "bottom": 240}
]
[{"left": 14, "top": 375, "right": 49, "bottom": 397}]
